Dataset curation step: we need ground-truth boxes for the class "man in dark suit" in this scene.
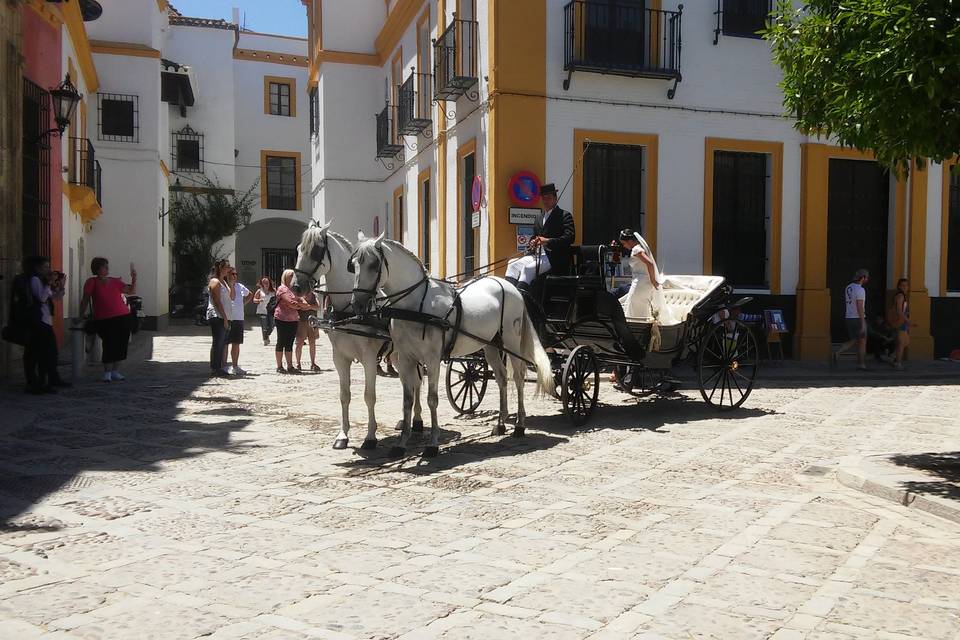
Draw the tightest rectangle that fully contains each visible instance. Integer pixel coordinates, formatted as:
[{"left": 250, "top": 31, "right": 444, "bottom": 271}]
[{"left": 505, "top": 183, "right": 576, "bottom": 285}]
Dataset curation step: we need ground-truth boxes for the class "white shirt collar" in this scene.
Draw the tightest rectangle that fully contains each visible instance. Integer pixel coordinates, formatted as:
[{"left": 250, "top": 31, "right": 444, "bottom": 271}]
[{"left": 543, "top": 206, "right": 556, "bottom": 221}]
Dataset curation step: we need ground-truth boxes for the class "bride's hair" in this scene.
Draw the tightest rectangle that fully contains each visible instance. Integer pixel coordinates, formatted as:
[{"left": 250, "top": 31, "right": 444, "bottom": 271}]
[{"left": 619, "top": 228, "right": 636, "bottom": 241}]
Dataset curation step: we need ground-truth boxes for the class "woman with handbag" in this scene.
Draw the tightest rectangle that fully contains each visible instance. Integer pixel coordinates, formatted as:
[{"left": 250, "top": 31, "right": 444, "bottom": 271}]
[{"left": 79, "top": 257, "right": 136, "bottom": 382}]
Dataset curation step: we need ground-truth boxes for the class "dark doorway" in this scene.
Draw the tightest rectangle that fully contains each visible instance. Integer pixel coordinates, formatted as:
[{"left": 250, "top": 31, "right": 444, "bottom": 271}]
[
  {"left": 261, "top": 247, "right": 297, "bottom": 286},
  {"left": 461, "top": 152, "right": 476, "bottom": 275},
  {"left": 582, "top": 142, "right": 645, "bottom": 245},
  {"left": 827, "top": 159, "right": 889, "bottom": 342},
  {"left": 23, "top": 78, "right": 51, "bottom": 259},
  {"left": 712, "top": 150, "right": 769, "bottom": 288}
]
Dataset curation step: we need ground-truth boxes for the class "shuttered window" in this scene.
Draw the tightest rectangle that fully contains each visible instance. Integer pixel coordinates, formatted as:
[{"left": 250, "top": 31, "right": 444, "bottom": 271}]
[
  {"left": 582, "top": 142, "right": 645, "bottom": 245},
  {"left": 712, "top": 150, "right": 769, "bottom": 288}
]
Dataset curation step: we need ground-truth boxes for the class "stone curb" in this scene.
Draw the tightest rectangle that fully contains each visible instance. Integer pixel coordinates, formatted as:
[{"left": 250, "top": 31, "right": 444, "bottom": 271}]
[{"left": 836, "top": 454, "right": 960, "bottom": 526}]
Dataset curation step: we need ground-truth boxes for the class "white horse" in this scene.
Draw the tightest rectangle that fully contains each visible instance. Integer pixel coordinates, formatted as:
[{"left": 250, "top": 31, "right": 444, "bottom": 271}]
[
  {"left": 350, "top": 234, "right": 555, "bottom": 458},
  {"left": 291, "top": 221, "right": 422, "bottom": 450}
]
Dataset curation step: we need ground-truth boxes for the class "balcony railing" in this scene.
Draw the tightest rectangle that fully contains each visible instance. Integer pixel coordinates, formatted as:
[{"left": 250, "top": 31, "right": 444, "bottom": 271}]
[
  {"left": 376, "top": 104, "right": 404, "bottom": 159},
  {"left": 563, "top": 1, "right": 683, "bottom": 96},
  {"left": 68, "top": 137, "right": 101, "bottom": 204},
  {"left": 714, "top": 0, "right": 770, "bottom": 44},
  {"left": 433, "top": 16, "right": 479, "bottom": 101},
  {"left": 397, "top": 70, "right": 433, "bottom": 136}
]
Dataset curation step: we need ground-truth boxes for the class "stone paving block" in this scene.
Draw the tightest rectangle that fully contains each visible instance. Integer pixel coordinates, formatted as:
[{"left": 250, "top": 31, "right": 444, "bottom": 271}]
[
  {"left": 508, "top": 577, "right": 650, "bottom": 623},
  {"left": 826, "top": 592, "right": 960, "bottom": 639}
]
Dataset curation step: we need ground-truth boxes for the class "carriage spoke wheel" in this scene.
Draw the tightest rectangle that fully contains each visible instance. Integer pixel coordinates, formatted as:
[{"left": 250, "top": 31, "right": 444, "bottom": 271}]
[
  {"left": 697, "top": 319, "right": 759, "bottom": 411},
  {"left": 445, "top": 358, "right": 489, "bottom": 415},
  {"left": 561, "top": 346, "right": 599, "bottom": 426}
]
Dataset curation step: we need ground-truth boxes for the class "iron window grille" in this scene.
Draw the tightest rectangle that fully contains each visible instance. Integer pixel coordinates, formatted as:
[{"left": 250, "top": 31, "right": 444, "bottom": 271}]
[
  {"left": 713, "top": 0, "right": 771, "bottom": 44},
  {"left": 68, "top": 137, "right": 98, "bottom": 193},
  {"left": 433, "top": 15, "right": 479, "bottom": 101},
  {"left": 172, "top": 125, "right": 203, "bottom": 172},
  {"left": 376, "top": 104, "right": 404, "bottom": 159},
  {"left": 711, "top": 150, "right": 770, "bottom": 289},
  {"left": 397, "top": 69, "right": 433, "bottom": 136},
  {"left": 269, "top": 81, "right": 292, "bottom": 116},
  {"left": 98, "top": 93, "right": 139, "bottom": 143},
  {"left": 23, "top": 77, "right": 51, "bottom": 258},
  {"left": 309, "top": 86, "right": 319, "bottom": 138},
  {"left": 563, "top": 1, "right": 683, "bottom": 97},
  {"left": 265, "top": 155, "right": 297, "bottom": 210}
]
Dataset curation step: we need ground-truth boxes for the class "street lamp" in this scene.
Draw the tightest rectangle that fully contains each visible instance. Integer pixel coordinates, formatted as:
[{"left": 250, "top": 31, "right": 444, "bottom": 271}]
[{"left": 35, "top": 73, "right": 82, "bottom": 143}]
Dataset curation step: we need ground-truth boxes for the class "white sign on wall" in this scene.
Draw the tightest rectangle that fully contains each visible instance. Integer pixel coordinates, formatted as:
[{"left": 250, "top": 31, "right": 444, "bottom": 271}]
[
  {"left": 471, "top": 211, "right": 481, "bottom": 229},
  {"left": 509, "top": 207, "right": 540, "bottom": 225}
]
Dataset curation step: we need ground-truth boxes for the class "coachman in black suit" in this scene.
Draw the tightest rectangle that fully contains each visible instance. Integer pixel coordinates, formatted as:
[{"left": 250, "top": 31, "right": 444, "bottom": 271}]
[{"left": 505, "top": 183, "right": 576, "bottom": 285}]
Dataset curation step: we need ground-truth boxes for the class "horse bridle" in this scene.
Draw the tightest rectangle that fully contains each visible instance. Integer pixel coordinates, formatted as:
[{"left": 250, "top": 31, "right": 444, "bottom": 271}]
[
  {"left": 292, "top": 235, "right": 330, "bottom": 290},
  {"left": 348, "top": 245, "right": 389, "bottom": 296}
]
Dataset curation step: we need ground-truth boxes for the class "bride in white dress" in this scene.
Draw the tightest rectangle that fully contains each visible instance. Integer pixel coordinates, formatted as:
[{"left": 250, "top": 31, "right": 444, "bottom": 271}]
[{"left": 618, "top": 228, "right": 673, "bottom": 324}]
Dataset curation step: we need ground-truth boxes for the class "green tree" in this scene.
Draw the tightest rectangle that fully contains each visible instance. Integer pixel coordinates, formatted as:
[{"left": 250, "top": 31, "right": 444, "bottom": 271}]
[
  {"left": 169, "top": 176, "right": 258, "bottom": 292},
  {"left": 765, "top": 0, "right": 960, "bottom": 172}
]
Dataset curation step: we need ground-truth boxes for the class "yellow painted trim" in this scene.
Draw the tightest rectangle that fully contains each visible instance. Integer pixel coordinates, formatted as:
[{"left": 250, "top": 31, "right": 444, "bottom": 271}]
[
  {"left": 703, "top": 137, "right": 783, "bottom": 294},
  {"left": 375, "top": 0, "right": 425, "bottom": 63},
  {"left": 315, "top": 50, "right": 381, "bottom": 66},
  {"left": 488, "top": 0, "right": 547, "bottom": 272},
  {"left": 60, "top": 0, "right": 99, "bottom": 93},
  {"left": 436, "top": 0, "right": 447, "bottom": 277},
  {"left": 260, "top": 150, "right": 302, "bottom": 212},
  {"left": 906, "top": 160, "right": 934, "bottom": 358},
  {"left": 416, "top": 8, "right": 431, "bottom": 75},
  {"left": 156, "top": 0, "right": 169, "bottom": 12},
  {"left": 26, "top": 0, "right": 62, "bottom": 29},
  {"left": 160, "top": 159, "right": 171, "bottom": 178},
  {"left": 234, "top": 49, "right": 309, "bottom": 67},
  {"left": 65, "top": 182, "right": 102, "bottom": 223},
  {"left": 393, "top": 185, "right": 405, "bottom": 242},
  {"left": 941, "top": 159, "right": 957, "bottom": 295},
  {"left": 263, "top": 75, "right": 297, "bottom": 117},
  {"left": 418, "top": 168, "right": 431, "bottom": 263},
  {"left": 90, "top": 40, "right": 162, "bottom": 58},
  {"left": 456, "top": 138, "right": 477, "bottom": 273},
  {"left": 573, "top": 129, "right": 658, "bottom": 255}
]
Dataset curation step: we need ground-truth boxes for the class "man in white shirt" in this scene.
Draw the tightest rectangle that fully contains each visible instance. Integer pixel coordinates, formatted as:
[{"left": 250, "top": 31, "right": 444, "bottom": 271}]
[{"left": 834, "top": 268, "right": 869, "bottom": 370}]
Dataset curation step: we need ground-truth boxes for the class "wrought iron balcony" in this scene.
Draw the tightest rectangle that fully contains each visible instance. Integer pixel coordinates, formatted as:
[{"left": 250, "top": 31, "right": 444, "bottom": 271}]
[
  {"left": 713, "top": 0, "right": 771, "bottom": 44},
  {"left": 68, "top": 137, "right": 99, "bottom": 198},
  {"left": 375, "top": 104, "right": 404, "bottom": 159},
  {"left": 563, "top": 1, "right": 683, "bottom": 97},
  {"left": 94, "top": 159, "right": 102, "bottom": 206},
  {"left": 433, "top": 16, "right": 479, "bottom": 101},
  {"left": 397, "top": 70, "right": 433, "bottom": 136}
]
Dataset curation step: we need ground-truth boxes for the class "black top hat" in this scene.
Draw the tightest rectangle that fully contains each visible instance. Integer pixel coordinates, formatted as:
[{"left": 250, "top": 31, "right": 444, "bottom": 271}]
[{"left": 540, "top": 183, "right": 557, "bottom": 196}]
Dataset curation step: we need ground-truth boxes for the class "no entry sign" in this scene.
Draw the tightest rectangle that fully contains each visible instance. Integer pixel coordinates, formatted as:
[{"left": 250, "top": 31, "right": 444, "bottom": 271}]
[
  {"left": 471, "top": 175, "right": 484, "bottom": 212},
  {"left": 507, "top": 171, "right": 541, "bottom": 207}
]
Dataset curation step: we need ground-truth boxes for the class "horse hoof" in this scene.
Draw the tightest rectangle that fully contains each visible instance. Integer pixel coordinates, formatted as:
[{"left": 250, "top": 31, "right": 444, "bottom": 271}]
[
  {"left": 360, "top": 438, "right": 377, "bottom": 450},
  {"left": 495, "top": 424, "right": 507, "bottom": 436},
  {"left": 422, "top": 445, "right": 440, "bottom": 458},
  {"left": 332, "top": 438, "right": 349, "bottom": 450},
  {"left": 512, "top": 427, "right": 525, "bottom": 438},
  {"left": 412, "top": 419, "right": 424, "bottom": 433},
  {"left": 389, "top": 446, "right": 406, "bottom": 459}
]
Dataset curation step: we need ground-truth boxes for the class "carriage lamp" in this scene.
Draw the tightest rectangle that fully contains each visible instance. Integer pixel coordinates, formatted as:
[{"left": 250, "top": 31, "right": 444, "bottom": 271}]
[{"left": 35, "top": 73, "right": 82, "bottom": 142}]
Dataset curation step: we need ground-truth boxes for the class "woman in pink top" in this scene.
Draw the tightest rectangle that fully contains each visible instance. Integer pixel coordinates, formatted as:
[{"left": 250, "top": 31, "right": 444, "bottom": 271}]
[
  {"left": 79, "top": 257, "right": 136, "bottom": 382},
  {"left": 273, "top": 268, "right": 309, "bottom": 374}
]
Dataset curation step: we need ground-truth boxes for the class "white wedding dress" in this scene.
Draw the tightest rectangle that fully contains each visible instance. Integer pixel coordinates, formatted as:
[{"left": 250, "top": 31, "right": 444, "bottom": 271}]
[{"left": 620, "top": 234, "right": 674, "bottom": 324}]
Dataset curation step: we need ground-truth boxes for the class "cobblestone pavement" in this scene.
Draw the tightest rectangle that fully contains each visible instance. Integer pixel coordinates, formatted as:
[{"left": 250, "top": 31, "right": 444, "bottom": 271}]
[{"left": 2, "top": 325, "right": 960, "bottom": 639}]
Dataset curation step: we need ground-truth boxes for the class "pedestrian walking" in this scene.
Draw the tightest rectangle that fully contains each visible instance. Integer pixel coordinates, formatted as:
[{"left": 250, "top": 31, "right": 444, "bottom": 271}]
[
  {"left": 295, "top": 289, "right": 321, "bottom": 372},
  {"left": 19, "top": 256, "right": 68, "bottom": 393},
  {"left": 252, "top": 276, "right": 276, "bottom": 345},
  {"left": 206, "top": 259, "right": 232, "bottom": 377},
  {"left": 225, "top": 267, "right": 253, "bottom": 375},
  {"left": 79, "top": 257, "right": 136, "bottom": 382},
  {"left": 274, "top": 269, "right": 308, "bottom": 374},
  {"left": 890, "top": 278, "right": 910, "bottom": 370},
  {"left": 833, "top": 268, "right": 869, "bottom": 371}
]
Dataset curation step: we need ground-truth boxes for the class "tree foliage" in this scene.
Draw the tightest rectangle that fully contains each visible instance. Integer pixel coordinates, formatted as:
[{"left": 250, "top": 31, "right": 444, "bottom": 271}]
[
  {"left": 169, "top": 176, "right": 258, "bottom": 290},
  {"left": 765, "top": 0, "right": 960, "bottom": 172}
]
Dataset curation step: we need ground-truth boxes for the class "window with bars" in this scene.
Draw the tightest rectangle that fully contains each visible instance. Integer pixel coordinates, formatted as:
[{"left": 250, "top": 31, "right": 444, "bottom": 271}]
[
  {"left": 269, "top": 81, "right": 292, "bottom": 116},
  {"left": 266, "top": 155, "right": 297, "bottom": 210},
  {"left": 948, "top": 170, "right": 960, "bottom": 292},
  {"left": 309, "top": 87, "right": 319, "bottom": 137},
  {"left": 712, "top": 150, "right": 770, "bottom": 289},
  {"left": 98, "top": 93, "right": 139, "bottom": 142},
  {"left": 172, "top": 125, "right": 203, "bottom": 172},
  {"left": 719, "top": 0, "right": 771, "bottom": 39},
  {"left": 582, "top": 142, "right": 645, "bottom": 246}
]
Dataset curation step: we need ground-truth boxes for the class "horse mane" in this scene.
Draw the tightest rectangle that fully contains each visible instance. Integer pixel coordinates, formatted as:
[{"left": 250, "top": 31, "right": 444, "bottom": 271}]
[
  {"left": 384, "top": 239, "right": 427, "bottom": 276},
  {"left": 327, "top": 230, "right": 352, "bottom": 251}
]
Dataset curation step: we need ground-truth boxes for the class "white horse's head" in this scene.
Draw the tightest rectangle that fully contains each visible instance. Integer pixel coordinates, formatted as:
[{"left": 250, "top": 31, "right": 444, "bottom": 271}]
[
  {"left": 349, "top": 232, "right": 386, "bottom": 312},
  {"left": 292, "top": 220, "right": 332, "bottom": 294}
]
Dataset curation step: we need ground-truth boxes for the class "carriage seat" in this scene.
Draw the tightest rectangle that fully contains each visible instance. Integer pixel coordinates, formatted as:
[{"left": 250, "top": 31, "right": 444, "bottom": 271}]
[{"left": 622, "top": 275, "right": 725, "bottom": 326}]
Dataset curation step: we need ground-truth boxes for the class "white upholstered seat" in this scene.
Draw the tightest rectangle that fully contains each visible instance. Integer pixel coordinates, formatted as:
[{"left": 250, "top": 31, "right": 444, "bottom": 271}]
[{"left": 622, "top": 275, "right": 724, "bottom": 326}]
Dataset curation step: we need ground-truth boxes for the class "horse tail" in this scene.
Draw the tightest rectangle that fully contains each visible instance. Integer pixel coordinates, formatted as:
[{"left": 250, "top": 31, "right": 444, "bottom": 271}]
[{"left": 520, "top": 311, "right": 556, "bottom": 398}]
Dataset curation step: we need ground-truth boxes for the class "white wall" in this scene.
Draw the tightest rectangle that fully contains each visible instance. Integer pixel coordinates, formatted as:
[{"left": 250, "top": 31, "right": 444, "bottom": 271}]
[
  {"left": 86, "top": 0, "right": 165, "bottom": 50},
  {"left": 323, "top": 0, "right": 383, "bottom": 54}
]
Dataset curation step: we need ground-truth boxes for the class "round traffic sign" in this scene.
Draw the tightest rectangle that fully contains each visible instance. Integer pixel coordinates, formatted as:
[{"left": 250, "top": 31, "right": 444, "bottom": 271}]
[
  {"left": 507, "top": 171, "right": 541, "bottom": 207},
  {"left": 471, "top": 175, "right": 484, "bottom": 212}
]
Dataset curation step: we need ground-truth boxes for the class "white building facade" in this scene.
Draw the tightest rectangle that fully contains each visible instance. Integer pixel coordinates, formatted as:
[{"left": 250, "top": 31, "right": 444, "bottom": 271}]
[{"left": 304, "top": 0, "right": 960, "bottom": 360}]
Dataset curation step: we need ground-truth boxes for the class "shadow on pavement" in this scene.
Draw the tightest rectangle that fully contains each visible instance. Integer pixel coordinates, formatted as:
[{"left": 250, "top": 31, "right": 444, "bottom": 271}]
[
  {"left": 890, "top": 451, "right": 960, "bottom": 501},
  {"left": 0, "top": 358, "right": 253, "bottom": 528}
]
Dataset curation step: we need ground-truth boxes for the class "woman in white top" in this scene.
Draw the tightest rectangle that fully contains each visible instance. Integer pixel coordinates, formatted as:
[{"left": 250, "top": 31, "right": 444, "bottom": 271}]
[
  {"left": 618, "top": 228, "right": 673, "bottom": 324},
  {"left": 252, "top": 276, "right": 276, "bottom": 346},
  {"left": 207, "top": 259, "right": 233, "bottom": 376},
  {"left": 224, "top": 267, "right": 253, "bottom": 375}
]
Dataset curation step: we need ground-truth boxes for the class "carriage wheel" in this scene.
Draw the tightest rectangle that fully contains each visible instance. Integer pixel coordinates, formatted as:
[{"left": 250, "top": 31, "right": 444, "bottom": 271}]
[
  {"left": 561, "top": 346, "right": 599, "bottom": 426},
  {"left": 445, "top": 358, "right": 489, "bottom": 415},
  {"left": 697, "top": 320, "right": 759, "bottom": 411}
]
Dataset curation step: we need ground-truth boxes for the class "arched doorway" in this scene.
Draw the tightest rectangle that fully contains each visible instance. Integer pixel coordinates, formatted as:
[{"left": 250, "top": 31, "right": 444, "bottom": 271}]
[{"left": 235, "top": 218, "right": 305, "bottom": 315}]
